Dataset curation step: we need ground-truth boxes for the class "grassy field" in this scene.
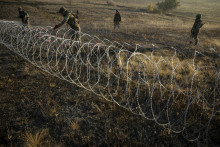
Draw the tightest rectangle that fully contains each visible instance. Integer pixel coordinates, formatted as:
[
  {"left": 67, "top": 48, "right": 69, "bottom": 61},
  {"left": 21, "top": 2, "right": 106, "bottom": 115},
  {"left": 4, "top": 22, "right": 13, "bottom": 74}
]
[{"left": 0, "top": 0, "right": 219, "bottom": 146}]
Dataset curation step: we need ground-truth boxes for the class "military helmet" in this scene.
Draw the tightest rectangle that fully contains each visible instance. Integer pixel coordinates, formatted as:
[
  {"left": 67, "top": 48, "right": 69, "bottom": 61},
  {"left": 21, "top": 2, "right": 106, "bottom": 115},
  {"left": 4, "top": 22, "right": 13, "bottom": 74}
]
[
  {"left": 58, "top": 7, "right": 67, "bottom": 13},
  {"left": 196, "top": 14, "right": 201, "bottom": 19},
  {"left": 18, "top": 6, "right": 22, "bottom": 11}
]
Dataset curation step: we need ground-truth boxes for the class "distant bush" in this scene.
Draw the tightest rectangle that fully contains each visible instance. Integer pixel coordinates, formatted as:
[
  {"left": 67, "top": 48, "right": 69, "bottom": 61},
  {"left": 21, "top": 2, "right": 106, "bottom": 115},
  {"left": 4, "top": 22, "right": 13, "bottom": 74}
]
[
  {"left": 107, "top": 0, "right": 116, "bottom": 6},
  {"left": 147, "top": 3, "right": 154, "bottom": 12},
  {"left": 156, "top": 0, "right": 180, "bottom": 13}
]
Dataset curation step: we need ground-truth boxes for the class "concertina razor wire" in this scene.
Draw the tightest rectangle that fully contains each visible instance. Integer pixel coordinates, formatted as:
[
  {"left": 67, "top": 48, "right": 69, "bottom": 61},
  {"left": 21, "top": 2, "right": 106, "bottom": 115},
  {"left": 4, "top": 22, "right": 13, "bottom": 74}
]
[{"left": 0, "top": 20, "right": 219, "bottom": 143}]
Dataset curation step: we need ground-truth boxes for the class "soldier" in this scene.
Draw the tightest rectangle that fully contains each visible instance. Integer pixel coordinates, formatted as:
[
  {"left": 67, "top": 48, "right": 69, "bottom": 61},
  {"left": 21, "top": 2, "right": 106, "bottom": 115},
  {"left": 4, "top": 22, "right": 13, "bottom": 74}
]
[
  {"left": 114, "top": 10, "right": 121, "bottom": 29},
  {"left": 190, "top": 14, "right": 205, "bottom": 45},
  {"left": 53, "top": 7, "right": 81, "bottom": 46},
  {"left": 18, "top": 6, "right": 30, "bottom": 28}
]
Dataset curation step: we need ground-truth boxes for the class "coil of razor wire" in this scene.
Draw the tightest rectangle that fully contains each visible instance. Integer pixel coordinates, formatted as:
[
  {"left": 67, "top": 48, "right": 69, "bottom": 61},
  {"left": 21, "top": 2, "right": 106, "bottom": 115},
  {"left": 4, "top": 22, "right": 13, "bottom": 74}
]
[{"left": 0, "top": 20, "right": 219, "bottom": 143}]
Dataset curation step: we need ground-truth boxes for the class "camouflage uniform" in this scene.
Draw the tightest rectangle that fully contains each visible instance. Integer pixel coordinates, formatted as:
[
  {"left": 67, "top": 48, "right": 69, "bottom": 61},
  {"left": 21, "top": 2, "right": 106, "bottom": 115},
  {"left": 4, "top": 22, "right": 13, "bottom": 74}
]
[
  {"left": 114, "top": 10, "right": 121, "bottom": 29},
  {"left": 54, "top": 7, "right": 81, "bottom": 45},
  {"left": 190, "top": 14, "right": 205, "bottom": 45},
  {"left": 69, "top": 10, "right": 79, "bottom": 20},
  {"left": 18, "top": 7, "right": 30, "bottom": 28},
  {"left": 75, "top": 10, "right": 79, "bottom": 20}
]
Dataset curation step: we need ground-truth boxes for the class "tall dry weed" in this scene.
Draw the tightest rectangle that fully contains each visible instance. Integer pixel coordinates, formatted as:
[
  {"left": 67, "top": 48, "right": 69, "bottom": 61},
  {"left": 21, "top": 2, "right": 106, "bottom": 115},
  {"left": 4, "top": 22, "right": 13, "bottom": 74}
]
[{"left": 22, "top": 129, "right": 49, "bottom": 147}]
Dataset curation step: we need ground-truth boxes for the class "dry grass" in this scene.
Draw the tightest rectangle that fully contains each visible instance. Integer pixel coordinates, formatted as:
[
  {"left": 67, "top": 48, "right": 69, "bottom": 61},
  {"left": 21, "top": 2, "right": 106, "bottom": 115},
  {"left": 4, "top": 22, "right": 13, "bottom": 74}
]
[
  {"left": 70, "top": 118, "right": 80, "bottom": 131},
  {"left": 21, "top": 129, "right": 63, "bottom": 147},
  {"left": 106, "top": 0, "right": 116, "bottom": 6},
  {"left": 22, "top": 129, "right": 48, "bottom": 147},
  {"left": 208, "top": 39, "right": 220, "bottom": 47}
]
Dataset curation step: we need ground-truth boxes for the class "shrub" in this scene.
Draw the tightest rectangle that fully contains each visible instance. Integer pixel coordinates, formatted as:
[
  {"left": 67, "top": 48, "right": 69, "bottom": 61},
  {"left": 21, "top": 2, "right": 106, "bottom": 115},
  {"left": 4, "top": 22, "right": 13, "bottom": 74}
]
[
  {"left": 147, "top": 3, "right": 154, "bottom": 12},
  {"left": 107, "top": 0, "right": 116, "bottom": 6},
  {"left": 156, "top": 0, "right": 180, "bottom": 13}
]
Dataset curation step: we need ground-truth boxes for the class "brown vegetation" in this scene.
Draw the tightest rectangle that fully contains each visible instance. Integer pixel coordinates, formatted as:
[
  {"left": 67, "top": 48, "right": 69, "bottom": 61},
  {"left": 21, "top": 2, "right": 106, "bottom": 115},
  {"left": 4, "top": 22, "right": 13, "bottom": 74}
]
[{"left": 106, "top": 0, "right": 116, "bottom": 6}]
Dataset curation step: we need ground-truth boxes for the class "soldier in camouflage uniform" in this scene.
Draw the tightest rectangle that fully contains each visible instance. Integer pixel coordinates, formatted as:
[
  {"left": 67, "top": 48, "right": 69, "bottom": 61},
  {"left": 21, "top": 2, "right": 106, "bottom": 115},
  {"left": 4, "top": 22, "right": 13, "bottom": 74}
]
[
  {"left": 114, "top": 10, "right": 121, "bottom": 29},
  {"left": 53, "top": 7, "right": 81, "bottom": 46},
  {"left": 18, "top": 7, "right": 30, "bottom": 28},
  {"left": 190, "top": 14, "right": 205, "bottom": 45}
]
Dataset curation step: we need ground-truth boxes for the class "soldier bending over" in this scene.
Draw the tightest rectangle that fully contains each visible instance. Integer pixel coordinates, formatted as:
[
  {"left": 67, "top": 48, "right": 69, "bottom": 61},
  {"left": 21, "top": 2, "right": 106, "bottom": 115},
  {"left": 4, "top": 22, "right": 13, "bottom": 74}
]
[{"left": 54, "top": 7, "right": 81, "bottom": 46}]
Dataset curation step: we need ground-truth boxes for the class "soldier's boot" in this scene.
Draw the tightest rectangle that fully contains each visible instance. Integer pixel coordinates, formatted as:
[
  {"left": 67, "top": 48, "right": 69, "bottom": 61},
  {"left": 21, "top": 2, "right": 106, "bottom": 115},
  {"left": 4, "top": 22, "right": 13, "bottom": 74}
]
[{"left": 195, "top": 37, "right": 199, "bottom": 45}]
